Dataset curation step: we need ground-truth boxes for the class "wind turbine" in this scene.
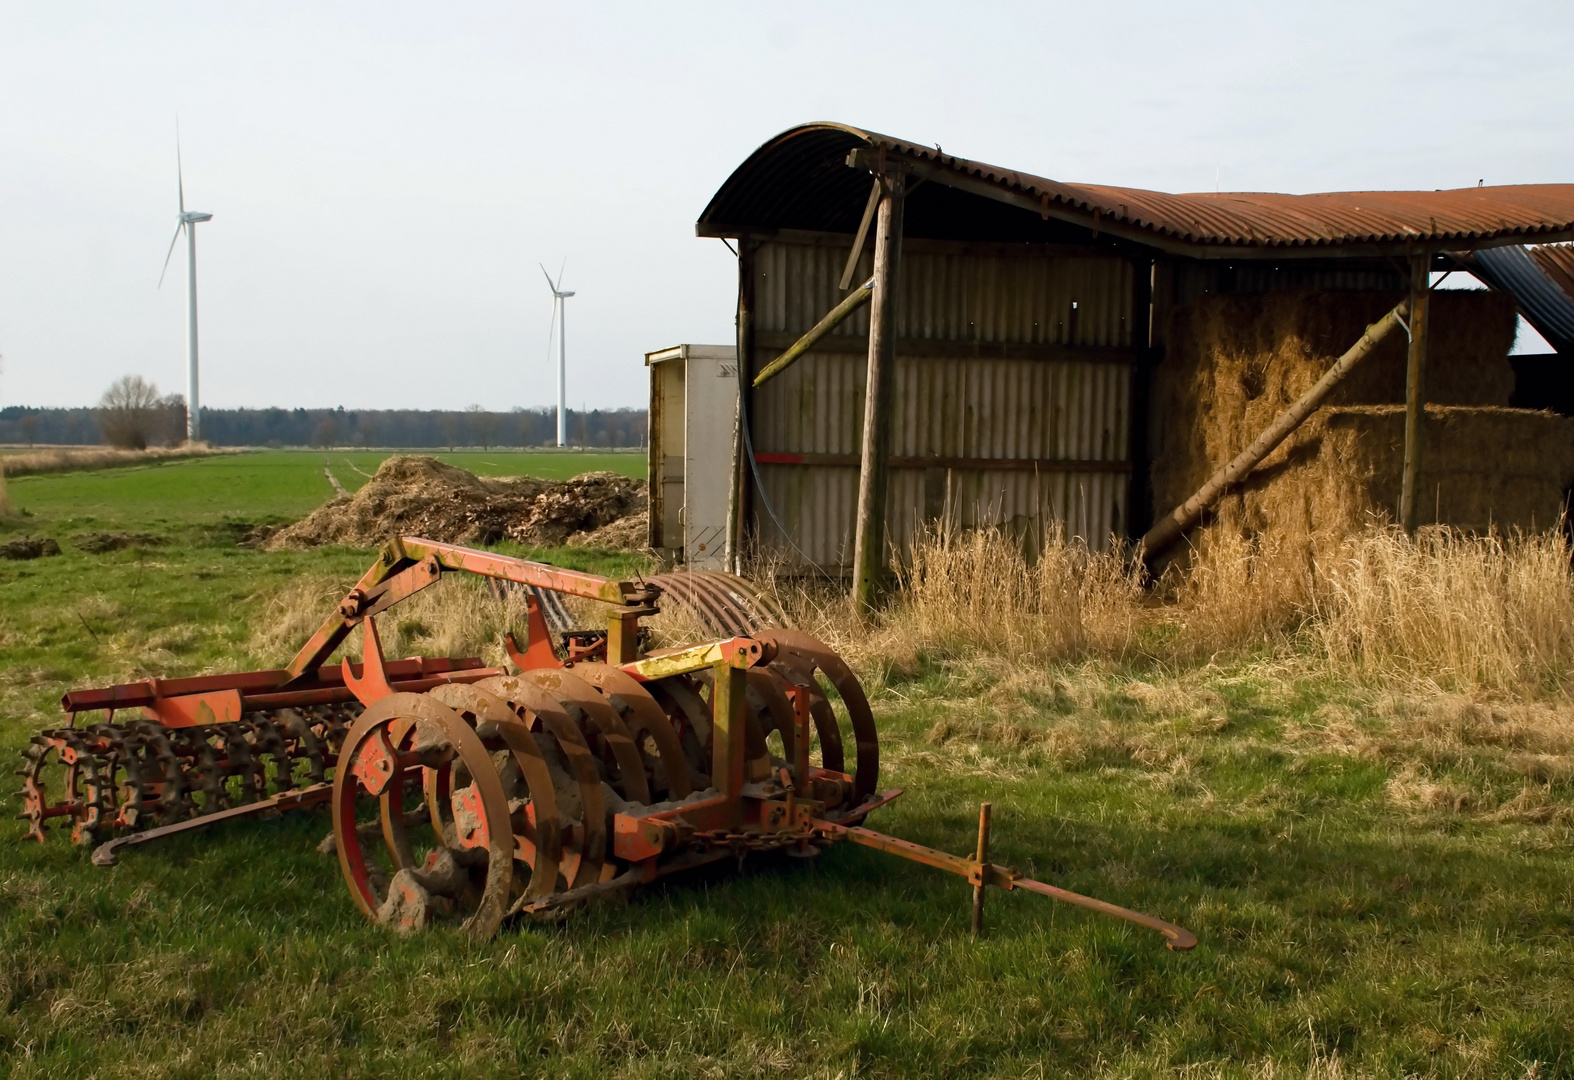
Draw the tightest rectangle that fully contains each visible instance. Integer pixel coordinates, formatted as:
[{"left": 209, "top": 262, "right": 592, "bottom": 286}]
[
  {"left": 540, "top": 262, "right": 575, "bottom": 447},
  {"left": 159, "top": 136, "right": 213, "bottom": 442}
]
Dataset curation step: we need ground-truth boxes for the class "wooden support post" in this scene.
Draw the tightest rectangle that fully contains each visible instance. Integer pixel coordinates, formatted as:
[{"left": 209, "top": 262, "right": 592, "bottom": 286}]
[
  {"left": 852, "top": 171, "right": 905, "bottom": 612},
  {"left": 1127, "top": 259, "right": 1156, "bottom": 539},
  {"left": 728, "top": 238, "right": 757, "bottom": 573},
  {"left": 971, "top": 802, "right": 992, "bottom": 936},
  {"left": 1400, "top": 253, "right": 1430, "bottom": 534}
]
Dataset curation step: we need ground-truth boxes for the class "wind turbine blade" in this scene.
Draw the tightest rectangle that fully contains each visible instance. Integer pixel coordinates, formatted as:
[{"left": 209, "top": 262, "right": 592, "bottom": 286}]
[
  {"left": 176, "top": 123, "right": 185, "bottom": 214},
  {"left": 555, "top": 257, "right": 566, "bottom": 291},
  {"left": 158, "top": 222, "right": 184, "bottom": 288},
  {"left": 540, "top": 262, "right": 558, "bottom": 292}
]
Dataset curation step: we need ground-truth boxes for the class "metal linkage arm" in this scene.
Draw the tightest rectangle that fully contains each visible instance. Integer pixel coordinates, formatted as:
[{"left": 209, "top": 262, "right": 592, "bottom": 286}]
[
  {"left": 399, "top": 537, "right": 657, "bottom": 606},
  {"left": 813, "top": 814, "right": 1197, "bottom": 951},
  {"left": 285, "top": 536, "right": 662, "bottom": 682}
]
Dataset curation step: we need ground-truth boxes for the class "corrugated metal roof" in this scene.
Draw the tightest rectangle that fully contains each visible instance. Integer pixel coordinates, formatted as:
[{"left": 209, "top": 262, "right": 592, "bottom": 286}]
[
  {"left": 699, "top": 122, "right": 1574, "bottom": 258},
  {"left": 1471, "top": 243, "right": 1574, "bottom": 354}
]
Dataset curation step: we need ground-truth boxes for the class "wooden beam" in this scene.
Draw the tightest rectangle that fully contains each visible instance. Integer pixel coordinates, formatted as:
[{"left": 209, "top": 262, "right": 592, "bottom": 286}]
[
  {"left": 839, "top": 178, "right": 882, "bottom": 290},
  {"left": 752, "top": 452, "right": 1130, "bottom": 473},
  {"left": 1400, "top": 253, "right": 1430, "bottom": 534},
  {"left": 751, "top": 332, "right": 1136, "bottom": 365},
  {"left": 752, "top": 281, "right": 873, "bottom": 388},
  {"left": 728, "top": 239, "right": 757, "bottom": 573},
  {"left": 1140, "top": 299, "right": 1410, "bottom": 559},
  {"left": 852, "top": 172, "right": 905, "bottom": 612},
  {"left": 1127, "top": 258, "right": 1156, "bottom": 539}
]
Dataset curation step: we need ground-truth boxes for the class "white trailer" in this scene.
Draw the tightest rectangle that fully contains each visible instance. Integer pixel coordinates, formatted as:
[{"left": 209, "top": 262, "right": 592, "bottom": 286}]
[{"left": 646, "top": 344, "right": 737, "bottom": 570}]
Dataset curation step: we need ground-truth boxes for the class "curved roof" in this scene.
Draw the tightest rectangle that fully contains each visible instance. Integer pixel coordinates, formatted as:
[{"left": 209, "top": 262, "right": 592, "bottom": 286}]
[{"left": 698, "top": 122, "right": 1574, "bottom": 258}]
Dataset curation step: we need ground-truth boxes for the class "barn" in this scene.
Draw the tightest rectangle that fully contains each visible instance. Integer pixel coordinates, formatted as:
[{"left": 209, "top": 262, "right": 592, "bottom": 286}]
[{"left": 692, "top": 123, "right": 1574, "bottom": 593}]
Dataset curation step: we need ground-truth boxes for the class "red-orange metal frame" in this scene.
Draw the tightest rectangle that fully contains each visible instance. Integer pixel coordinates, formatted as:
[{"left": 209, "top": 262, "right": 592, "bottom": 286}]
[{"left": 56, "top": 534, "right": 1196, "bottom": 950}]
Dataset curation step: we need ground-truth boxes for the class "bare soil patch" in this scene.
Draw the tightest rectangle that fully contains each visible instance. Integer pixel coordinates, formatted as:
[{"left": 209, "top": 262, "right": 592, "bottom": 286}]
[
  {"left": 74, "top": 531, "right": 165, "bottom": 554},
  {"left": 0, "top": 536, "right": 61, "bottom": 560}
]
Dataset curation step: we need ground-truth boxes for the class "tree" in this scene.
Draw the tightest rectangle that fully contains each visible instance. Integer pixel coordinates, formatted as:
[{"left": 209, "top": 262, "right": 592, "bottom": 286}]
[
  {"left": 312, "top": 416, "right": 338, "bottom": 449},
  {"left": 157, "top": 394, "right": 187, "bottom": 447},
  {"left": 97, "top": 375, "right": 162, "bottom": 450},
  {"left": 467, "top": 404, "right": 497, "bottom": 450}
]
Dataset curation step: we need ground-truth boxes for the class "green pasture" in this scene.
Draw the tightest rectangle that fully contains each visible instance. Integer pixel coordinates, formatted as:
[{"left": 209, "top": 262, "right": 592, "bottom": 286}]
[
  {"left": 1, "top": 454, "right": 1572, "bottom": 1077},
  {"left": 0, "top": 449, "right": 645, "bottom": 539}
]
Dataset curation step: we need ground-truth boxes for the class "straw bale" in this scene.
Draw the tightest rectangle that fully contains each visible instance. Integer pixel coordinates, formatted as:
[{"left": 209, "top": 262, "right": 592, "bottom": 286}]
[
  {"left": 1207, "top": 406, "right": 1574, "bottom": 567},
  {"left": 1148, "top": 288, "right": 1569, "bottom": 571},
  {"left": 1151, "top": 288, "right": 1520, "bottom": 520}
]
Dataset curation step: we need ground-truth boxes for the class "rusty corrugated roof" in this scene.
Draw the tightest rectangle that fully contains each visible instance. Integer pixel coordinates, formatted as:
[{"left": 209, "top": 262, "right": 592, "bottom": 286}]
[{"left": 698, "top": 123, "right": 1574, "bottom": 258}]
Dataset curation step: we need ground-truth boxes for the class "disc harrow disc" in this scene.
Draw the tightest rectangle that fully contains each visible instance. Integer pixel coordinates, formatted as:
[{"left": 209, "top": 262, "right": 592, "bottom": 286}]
[
  {"left": 332, "top": 693, "right": 514, "bottom": 939},
  {"left": 755, "top": 630, "right": 879, "bottom": 803}
]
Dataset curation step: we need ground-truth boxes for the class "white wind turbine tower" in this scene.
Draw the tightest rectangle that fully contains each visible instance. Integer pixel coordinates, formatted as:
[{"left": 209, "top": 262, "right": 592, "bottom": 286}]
[
  {"left": 540, "top": 262, "right": 575, "bottom": 447},
  {"left": 159, "top": 137, "right": 213, "bottom": 442}
]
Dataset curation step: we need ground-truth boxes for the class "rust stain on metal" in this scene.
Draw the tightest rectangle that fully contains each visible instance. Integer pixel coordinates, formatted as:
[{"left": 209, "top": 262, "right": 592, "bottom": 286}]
[{"left": 700, "top": 123, "right": 1574, "bottom": 255}]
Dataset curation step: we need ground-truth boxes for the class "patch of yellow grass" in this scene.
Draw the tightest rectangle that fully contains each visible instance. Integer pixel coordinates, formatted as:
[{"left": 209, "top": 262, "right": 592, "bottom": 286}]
[
  {"left": 0, "top": 444, "right": 238, "bottom": 478},
  {"left": 775, "top": 521, "right": 1574, "bottom": 699},
  {"left": 1313, "top": 525, "right": 1574, "bottom": 693}
]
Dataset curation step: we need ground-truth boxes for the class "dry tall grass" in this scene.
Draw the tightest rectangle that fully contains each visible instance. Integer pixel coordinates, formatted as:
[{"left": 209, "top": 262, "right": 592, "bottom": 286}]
[
  {"left": 1313, "top": 525, "right": 1574, "bottom": 693},
  {"left": 248, "top": 574, "right": 530, "bottom": 671},
  {"left": 0, "top": 444, "right": 235, "bottom": 478},
  {"left": 821, "top": 526, "right": 1145, "bottom": 674},
  {"left": 0, "top": 471, "right": 11, "bottom": 517},
  {"left": 779, "top": 522, "right": 1574, "bottom": 698},
  {"left": 247, "top": 521, "right": 1574, "bottom": 700}
]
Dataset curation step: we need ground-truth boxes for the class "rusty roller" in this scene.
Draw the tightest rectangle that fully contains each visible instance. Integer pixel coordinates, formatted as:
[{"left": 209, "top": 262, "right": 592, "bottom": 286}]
[{"left": 22, "top": 537, "right": 1196, "bottom": 950}]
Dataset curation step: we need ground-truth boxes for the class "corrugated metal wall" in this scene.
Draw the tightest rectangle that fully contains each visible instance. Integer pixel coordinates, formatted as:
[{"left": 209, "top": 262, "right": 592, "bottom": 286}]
[{"left": 747, "top": 236, "right": 1134, "bottom": 569}]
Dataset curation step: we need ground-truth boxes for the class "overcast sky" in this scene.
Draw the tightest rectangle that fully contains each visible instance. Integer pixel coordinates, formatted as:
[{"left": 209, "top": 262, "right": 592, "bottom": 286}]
[{"left": 1, "top": 1, "right": 1568, "bottom": 411}]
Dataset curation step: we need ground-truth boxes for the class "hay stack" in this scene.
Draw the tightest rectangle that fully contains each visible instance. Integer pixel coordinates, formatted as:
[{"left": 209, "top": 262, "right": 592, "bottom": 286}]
[
  {"left": 1151, "top": 289, "right": 1571, "bottom": 562},
  {"left": 1224, "top": 405, "right": 1574, "bottom": 539}
]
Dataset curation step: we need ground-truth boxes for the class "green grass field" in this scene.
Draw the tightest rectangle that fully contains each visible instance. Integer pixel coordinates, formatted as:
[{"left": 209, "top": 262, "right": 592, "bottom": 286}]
[{"left": 2, "top": 453, "right": 1572, "bottom": 1077}]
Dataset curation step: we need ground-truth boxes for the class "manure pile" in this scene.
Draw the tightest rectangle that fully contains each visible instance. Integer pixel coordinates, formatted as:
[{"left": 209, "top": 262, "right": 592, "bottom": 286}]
[
  {"left": 1150, "top": 288, "right": 1574, "bottom": 560},
  {"left": 266, "top": 455, "right": 648, "bottom": 551}
]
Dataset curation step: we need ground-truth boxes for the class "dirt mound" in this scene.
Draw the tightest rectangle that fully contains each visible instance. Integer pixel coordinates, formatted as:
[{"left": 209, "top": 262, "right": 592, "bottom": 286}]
[
  {"left": 0, "top": 537, "right": 61, "bottom": 560},
  {"left": 76, "top": 531, "right": 164, "bottom": 554},
  {"left": 567, "top": 510, "right": 650, "bottom": 550},
  {"left": 265, "top": 455, "right": 648, "bottom": 551}
]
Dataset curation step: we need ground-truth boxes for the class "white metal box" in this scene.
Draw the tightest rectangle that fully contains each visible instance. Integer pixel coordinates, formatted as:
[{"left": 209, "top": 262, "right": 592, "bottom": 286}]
[{"left": 646, "top": 344, "right": 737, "bottom": 570}]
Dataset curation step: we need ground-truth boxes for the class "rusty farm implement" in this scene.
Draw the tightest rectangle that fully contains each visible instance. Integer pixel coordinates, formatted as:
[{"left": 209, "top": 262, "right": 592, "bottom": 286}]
[{"left": 19, "top": 536, "right": 1195, "bottom": 949}]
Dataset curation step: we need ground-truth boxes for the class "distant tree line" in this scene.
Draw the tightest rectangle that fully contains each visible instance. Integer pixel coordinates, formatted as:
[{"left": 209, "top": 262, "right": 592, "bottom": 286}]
[{"left": 0, "top": 402, "right": 649, "bottom": 449}]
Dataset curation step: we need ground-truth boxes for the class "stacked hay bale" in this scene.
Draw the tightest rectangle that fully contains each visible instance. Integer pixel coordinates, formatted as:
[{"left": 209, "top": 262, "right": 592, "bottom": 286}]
[{"left": 1150, "top": 288, "right": 1574, "bottom": 567}]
